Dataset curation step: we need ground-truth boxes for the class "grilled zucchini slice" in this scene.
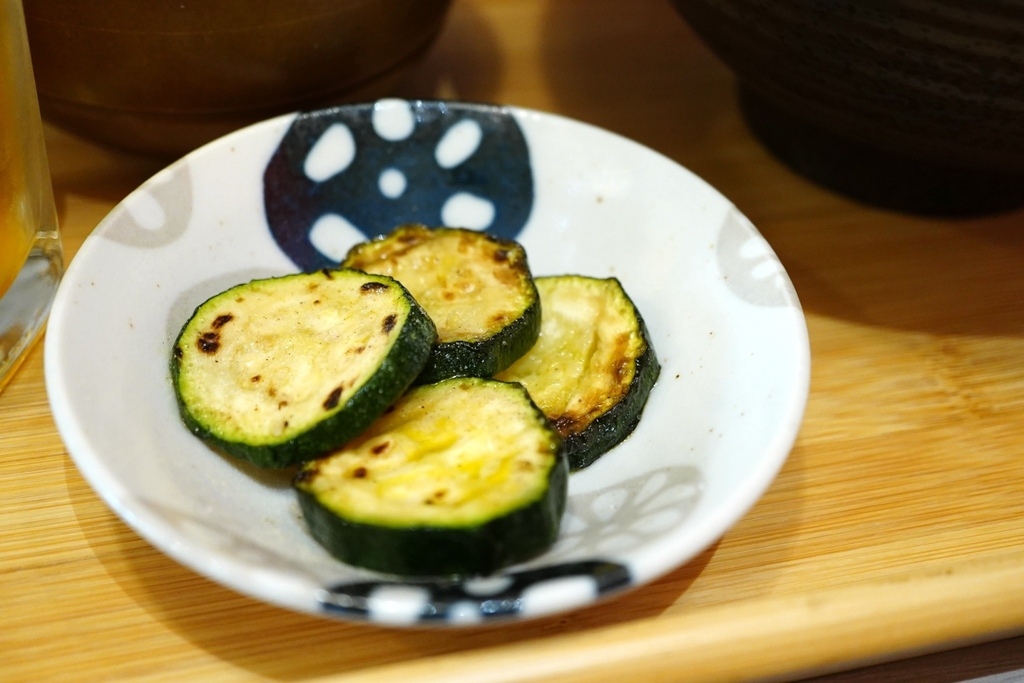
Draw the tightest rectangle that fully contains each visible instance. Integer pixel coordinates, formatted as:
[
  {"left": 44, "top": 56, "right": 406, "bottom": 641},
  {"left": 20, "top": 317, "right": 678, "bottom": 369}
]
[
  {"left": 295, "top": 377, "right": 567, "bottom": 577},
  {"left": 497, "top": 275, "right": 660, "bottom": 470},
  {"left": 171, "top": 269, "right": 436, "bottom": 469},
  {"left": 342, "top": 224, "right": 540, "bottom": 384}
]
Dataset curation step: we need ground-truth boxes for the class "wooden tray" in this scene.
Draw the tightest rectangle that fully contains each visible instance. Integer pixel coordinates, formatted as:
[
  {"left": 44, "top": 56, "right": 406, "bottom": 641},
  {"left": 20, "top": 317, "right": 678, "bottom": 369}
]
[{"left": 4, "top": 1, "right": 1024, "bottom": 680}]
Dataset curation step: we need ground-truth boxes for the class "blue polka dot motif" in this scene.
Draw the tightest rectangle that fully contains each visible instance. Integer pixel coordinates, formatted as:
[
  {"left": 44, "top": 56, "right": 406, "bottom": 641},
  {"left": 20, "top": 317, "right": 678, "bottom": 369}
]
[{"left": 263, "top": 100, "right": 535, "bottom": 272}]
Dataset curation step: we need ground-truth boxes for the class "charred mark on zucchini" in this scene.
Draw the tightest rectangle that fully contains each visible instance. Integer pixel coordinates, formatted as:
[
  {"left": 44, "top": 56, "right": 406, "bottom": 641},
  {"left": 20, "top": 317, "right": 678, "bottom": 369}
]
[
  {"left": 553, "top": 415, "right": 581, "bottom": 435},
  {"left": 382, "top": 314, "right": 397, "bottom": 334},
  {"left": 323, "top": 387, "right": 343, "bottom": 410},
  {"left": 197, "top": 331, "right": 220, "bottom": 354},
  {"left": 211, "top": 313, "right": 233, "bottom": 329},
  {"left": 424, "top": 491, "right": 447, "bottom": 505},
  {"left": 360, "top": 281, "right": 390, "bottom": 293}
]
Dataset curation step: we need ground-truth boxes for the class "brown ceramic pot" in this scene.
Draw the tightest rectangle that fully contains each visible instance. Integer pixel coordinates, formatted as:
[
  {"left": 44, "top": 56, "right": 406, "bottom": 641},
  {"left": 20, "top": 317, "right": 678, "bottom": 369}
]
[
  {"left": 25, "top": 0, "right": 453, "bottom": 157},
  {"left": 669, "top": 0, "right": 1024, "bottom": 214}
]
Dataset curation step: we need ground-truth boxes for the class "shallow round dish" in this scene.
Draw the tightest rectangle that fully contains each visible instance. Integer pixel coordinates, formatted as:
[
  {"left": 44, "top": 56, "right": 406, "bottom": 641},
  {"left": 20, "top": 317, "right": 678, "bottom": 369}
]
[{"left": 45, "top": 100, "right": 810, "bottom": 626}]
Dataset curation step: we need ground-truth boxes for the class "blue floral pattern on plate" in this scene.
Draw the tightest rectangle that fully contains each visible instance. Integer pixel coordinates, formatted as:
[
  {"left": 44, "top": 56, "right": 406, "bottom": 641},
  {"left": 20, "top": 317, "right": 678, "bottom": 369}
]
[
  {"left": 319, "top": 561, "right": 631, "bottom": 625},
  {"left": 263, "top": 100, "right": 534, "bottom": 271}
]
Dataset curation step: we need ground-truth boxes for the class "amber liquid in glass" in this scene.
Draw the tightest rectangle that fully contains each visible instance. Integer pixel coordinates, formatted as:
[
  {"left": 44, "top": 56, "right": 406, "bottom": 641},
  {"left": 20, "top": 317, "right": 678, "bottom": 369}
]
[
  {"left": 0, "top": 0, "right": 62, "bottom": 390},
  {"left": 0, "top": 29, "right": 35, "bottom": 299}
]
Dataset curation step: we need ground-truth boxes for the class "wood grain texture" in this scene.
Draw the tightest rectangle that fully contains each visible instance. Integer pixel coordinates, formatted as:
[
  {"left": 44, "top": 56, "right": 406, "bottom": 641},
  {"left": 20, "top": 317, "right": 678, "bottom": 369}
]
[{"left": 4, "top": 1, "right": 1024, "bottom": 681}]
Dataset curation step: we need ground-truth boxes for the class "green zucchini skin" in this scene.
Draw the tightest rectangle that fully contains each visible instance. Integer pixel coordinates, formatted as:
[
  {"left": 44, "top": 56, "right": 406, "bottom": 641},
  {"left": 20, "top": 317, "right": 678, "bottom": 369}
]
[
  {"left": 497, "top": 275, "right": 661, "bottom": 471},
  {"left": 170, "top": 269, "right": 437, "bottom": 469},
  {"left": 416, "top": 294, "right": 541, "bottom": 385},
  {"left": 296, "top": 461, "right": 567, "bottom": 577},
  {"left": 342, "top": 224, "right": 541, "bottom": 384},
  {"left": 294, "top": 377, "right": 567, "bottom": 577}
]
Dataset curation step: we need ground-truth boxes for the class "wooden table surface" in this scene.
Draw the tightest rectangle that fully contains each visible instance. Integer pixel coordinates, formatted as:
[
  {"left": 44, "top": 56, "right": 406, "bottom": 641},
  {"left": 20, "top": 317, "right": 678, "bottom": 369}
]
[{"left": 5, "top": 1, "right": 1024, "bottom": 681}]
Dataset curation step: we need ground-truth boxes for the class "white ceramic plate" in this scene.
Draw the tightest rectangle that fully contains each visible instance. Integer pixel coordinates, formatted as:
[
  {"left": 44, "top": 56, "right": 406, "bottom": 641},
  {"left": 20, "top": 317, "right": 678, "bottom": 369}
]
[{"left": 45, "top": 100, "right": 809, "bottom": 626}]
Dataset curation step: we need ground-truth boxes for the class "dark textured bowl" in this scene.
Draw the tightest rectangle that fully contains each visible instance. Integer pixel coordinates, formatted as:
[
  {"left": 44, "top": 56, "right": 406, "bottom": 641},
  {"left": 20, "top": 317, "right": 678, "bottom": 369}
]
[
  {"left": 25, "top": 0, "right": 453, "bottom": 157},
  {"left": 668, "top": 0, "right": 1024, "bottom": 214}
]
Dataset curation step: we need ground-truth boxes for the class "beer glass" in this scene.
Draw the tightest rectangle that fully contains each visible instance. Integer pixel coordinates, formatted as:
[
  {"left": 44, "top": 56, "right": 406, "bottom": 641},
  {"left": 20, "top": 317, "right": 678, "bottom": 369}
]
[{"left": 0, "top": 0, "right": 62, "bottom": 392}]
